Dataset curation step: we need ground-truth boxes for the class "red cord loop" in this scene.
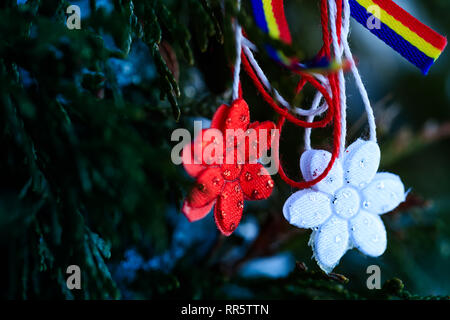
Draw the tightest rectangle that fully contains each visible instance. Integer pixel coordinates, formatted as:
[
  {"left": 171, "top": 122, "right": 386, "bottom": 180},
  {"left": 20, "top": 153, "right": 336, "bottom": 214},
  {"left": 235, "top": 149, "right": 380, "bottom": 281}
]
[
  {"left": 241, "top": 52, "right": 334, "bottom": 128},
  {"left": 239, "top": 0, "right": 343, "bottom": 189}
]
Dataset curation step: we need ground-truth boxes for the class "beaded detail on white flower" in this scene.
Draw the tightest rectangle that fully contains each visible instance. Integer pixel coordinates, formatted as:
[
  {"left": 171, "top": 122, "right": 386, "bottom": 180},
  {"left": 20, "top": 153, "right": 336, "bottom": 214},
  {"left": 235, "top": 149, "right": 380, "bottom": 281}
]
[{"left": 283, "top": 139, "right": 406, "bottom": 273}]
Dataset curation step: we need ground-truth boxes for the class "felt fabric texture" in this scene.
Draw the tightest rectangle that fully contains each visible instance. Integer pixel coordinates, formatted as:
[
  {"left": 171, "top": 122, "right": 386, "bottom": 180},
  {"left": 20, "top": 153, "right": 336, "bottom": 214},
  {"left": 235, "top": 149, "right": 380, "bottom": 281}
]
[
  {"left": 283, "top": 139, "right": 406, "bottom": 273},
  {"left": 182, "top": 99, "right": 276, "bottom": 236},
  {"left": 215, "top": 181, "right": 244, "bottom": 236}
]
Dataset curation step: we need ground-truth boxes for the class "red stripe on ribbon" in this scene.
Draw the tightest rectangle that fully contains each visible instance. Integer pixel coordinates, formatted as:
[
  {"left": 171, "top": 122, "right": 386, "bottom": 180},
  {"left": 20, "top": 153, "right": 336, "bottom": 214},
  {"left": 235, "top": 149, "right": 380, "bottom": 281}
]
[{"left": 272, "top": 0, "right": 292, "bottom": 44}]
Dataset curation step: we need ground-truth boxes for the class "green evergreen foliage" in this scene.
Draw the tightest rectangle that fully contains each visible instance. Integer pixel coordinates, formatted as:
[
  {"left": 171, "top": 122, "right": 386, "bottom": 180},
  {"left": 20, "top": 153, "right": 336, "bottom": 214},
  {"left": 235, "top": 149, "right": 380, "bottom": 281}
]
[{"left": 0, "top": 0, "right": 449, "bottom": 300}]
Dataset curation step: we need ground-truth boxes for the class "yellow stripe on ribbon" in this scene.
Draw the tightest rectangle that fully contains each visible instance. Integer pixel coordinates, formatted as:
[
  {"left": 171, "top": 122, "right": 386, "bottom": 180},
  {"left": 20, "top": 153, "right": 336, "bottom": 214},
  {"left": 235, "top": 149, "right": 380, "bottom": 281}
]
[
  {"left": 356, "top": 0, "right": 442, "bottom": 59},
  {"left": 262, "top": 0, "right": 281, "bottom": 40}
]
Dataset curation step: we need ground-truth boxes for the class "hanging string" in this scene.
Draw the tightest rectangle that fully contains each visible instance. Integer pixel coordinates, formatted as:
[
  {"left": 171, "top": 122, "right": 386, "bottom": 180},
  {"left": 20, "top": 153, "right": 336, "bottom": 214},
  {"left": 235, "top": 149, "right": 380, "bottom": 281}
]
[
  {"left": 304, "top": 92, "right": 328, "bottom": 151},
  {"left": 330, "top": 0, "right": 377, "bottom": 143},
  {"left": 270, "top": 0, "right": 342, "bottom": 189},
  {"left": 235, "top": 0, "right": 439, "bottom": 189},
  {"left": 242, "top": 43, "right": 329, "bottom": 117},
  {"left": 224, "top": 0, "right": 378, "bottom": 190},
  {"left": 238, "top": 0, "right": 344, "bottom": 189},
  {"left": 241, "top": 52, "right": 335, "bottom": 129},
  {"left": 232, "top": 0, "right": 243, "bottom": 101},
  {"left": 293, "top": 77, "right": 325, "bottom": 151},
  {"left": 329, "top": 0, "right": 348, "bottom": 157},
  {"left": 341, "top": 0, "right": 377, "bottom": 142},
  {"left": 336, "top": 0, "right": 343, "bottom": 43},
  {"left": 303, "top": 73, "right": 332, "bottom": 151}
]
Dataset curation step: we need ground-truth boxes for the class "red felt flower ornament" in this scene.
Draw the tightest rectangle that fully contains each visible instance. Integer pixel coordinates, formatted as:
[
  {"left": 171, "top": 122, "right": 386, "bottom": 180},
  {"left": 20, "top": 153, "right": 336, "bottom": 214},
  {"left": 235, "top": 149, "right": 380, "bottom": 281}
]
[{"left": 181, "top": 99, "right": 276, "bottom": 236}]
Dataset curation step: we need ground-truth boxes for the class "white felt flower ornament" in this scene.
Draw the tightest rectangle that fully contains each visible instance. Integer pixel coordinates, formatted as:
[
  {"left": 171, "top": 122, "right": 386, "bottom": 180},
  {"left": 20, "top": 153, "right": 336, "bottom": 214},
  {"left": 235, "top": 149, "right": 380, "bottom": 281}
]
[{"left": 283, "top": 139, "right": 406, "bottom": 273}]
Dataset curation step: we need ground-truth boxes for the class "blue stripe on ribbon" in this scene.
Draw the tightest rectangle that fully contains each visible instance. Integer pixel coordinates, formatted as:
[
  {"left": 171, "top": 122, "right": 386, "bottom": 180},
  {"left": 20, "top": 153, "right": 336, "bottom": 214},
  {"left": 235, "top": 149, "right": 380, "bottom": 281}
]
[
  {"left": 265, "top": 45, "right": 282, "bottom": 62},
  {"left": 349, "top": 0, "right": 434, "bottom": 74},
  {"left": 250, "top": 0, "right": 269, "bottom": 33},
  {"left": 251, "top": 1, "right": 284, "bottom": 64}
]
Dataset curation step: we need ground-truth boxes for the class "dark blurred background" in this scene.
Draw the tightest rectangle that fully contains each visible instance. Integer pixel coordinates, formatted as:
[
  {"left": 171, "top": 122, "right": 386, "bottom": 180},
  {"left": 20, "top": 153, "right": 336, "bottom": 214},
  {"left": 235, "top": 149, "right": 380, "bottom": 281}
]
[{"left": 0, "top": 0, "right": 448, "bottom": 299}]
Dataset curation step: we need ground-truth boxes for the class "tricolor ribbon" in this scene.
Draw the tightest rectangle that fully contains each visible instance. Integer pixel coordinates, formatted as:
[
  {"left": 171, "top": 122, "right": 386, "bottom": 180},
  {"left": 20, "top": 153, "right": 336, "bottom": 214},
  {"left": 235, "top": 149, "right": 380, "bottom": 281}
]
[
  {"left": 350, "top": 0, "right": 447, "bottom": 74},
  {"left": 250, "top": 0, "right": 343, "bottom": 71},
  {"left": 250, "top": 0, "right": 295, "bottom": 66},
  {"left": 250, "top": 0, "right": 447, "bottom": 74}
]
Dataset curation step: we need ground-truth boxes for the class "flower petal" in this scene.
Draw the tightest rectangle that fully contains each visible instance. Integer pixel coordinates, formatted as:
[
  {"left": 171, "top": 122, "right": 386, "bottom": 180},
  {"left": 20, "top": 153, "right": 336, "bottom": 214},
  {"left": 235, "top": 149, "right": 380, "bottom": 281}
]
[
  {"left": 282, "top": 190, "right": 307, "bottom": 222},
  {"left": 343, "top": 139, "right": 380, "bottom": 188},
  {"left": 221, "top": 163, "right": 243, "bottom": 181},
  {"left": 186, "top": 167, "right": 224, "bottom": 208},
  {"left": 313, "top": 216, "right": 349, "bottom": 273},
  {"left": 210, "top": 104, "right": 229, "bottom": 131},
  {"left": 214, "top": 181, "right": 244, "bottom": 236},
  {"left": 222, "top": 149, "right": 244, "bottom": 180},
  {"left": 283, "top": 189, "right": 332, "bottom": 229},
  {"left": 350, "top": 211, "right": 387, "bottom": 257},
  {"left": 182, "top": 199, "right": 215, "bottom": 222},
  {"left": 239, "top": 164, "right": 274, "bottom": 200},
  {"left": 247, "top": 121, "right": 277, "bottom": 161},
  {"left": 224, "top": 98, "right": 250, "bottom": 131},
  {"left": 361, "top": 172, "right": 406, "bottom": 214},
  {"left": 300, "top": 149, "right": 344, "bottom": 194}
]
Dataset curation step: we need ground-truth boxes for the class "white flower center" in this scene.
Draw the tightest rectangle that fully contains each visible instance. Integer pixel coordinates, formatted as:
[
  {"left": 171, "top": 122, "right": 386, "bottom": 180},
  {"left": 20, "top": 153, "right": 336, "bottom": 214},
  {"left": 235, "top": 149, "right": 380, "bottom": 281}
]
[{"left": 332, "top": 187, "right": 360, "bottom": 219}]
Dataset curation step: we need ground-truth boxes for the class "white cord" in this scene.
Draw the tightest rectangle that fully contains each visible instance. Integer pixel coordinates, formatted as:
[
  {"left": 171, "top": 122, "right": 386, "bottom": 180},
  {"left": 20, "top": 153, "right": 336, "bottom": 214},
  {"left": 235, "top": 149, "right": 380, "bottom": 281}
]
[
  {"left": 342, "top": 0, "right": 377, "bottom": 142},
  {"left": 233, "top": 0, "right": 376, "bottom": 158},
  {"left": 304, "top": 92, "right": 326, "bottom": 150},
  {"left": 328, "top": 0, "right": 377, "bottom": 156},
  {"left": 242, "top": 40, "right": 335, "bottom": 151},
  {"left": 329, "top": 0, "right": 348, "bottom": 157},
  {"left": 242, "top": 37, "right": 257, "bottom": 51},
  {"left": 243, "top": 45, "right": 329, "bottom": 117},
  {"left": 232, "top": 0, "right": 242, "bottom": 101}
]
